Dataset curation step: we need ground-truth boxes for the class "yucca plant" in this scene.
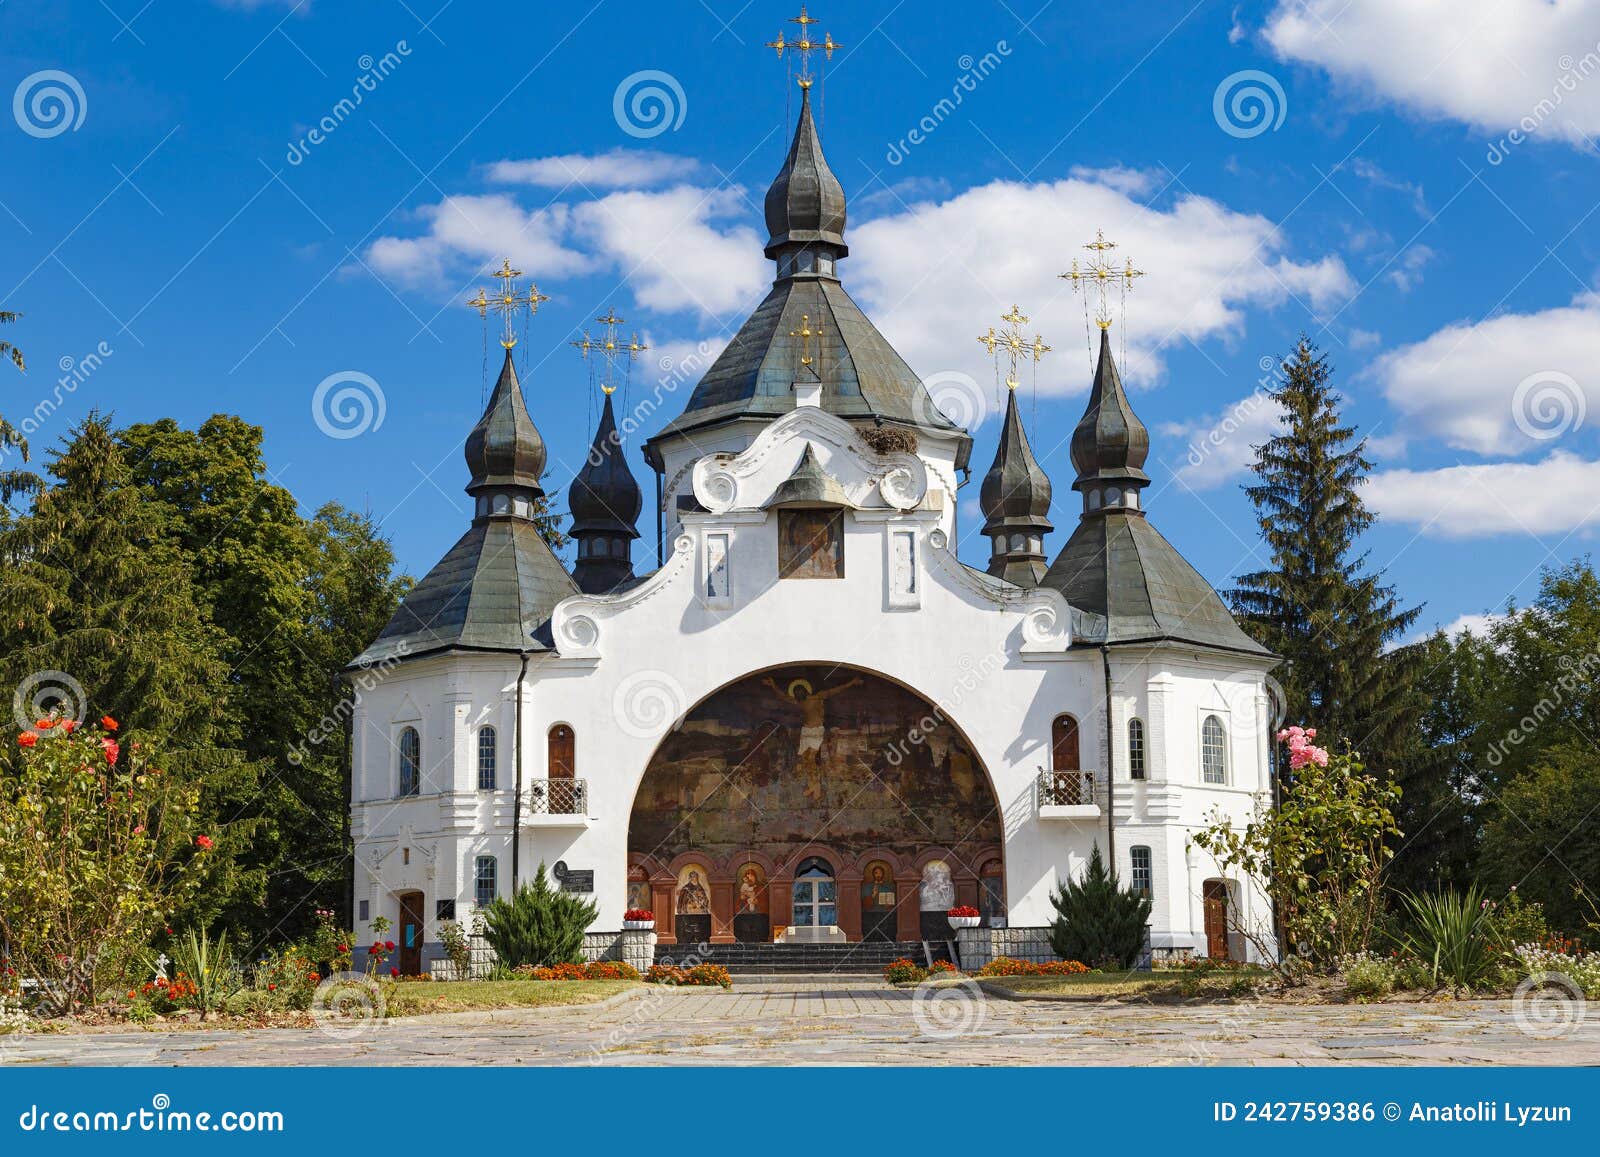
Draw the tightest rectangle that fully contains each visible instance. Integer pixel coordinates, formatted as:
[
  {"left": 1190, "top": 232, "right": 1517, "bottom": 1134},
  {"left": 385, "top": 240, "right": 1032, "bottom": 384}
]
[
  {"left": 480, "top": 863, "right": 598, "bottom": 969},
  {"left": 1394, "top": 886, "right": 1497, "bottom": 990},
  {"left": 172, "top": 929, "right": 243, "bottom": 1016}
]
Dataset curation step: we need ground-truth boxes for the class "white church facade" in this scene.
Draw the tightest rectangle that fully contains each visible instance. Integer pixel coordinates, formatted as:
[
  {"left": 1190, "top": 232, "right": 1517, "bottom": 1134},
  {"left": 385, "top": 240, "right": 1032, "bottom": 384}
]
[{"left": 344, "top": 81, "right": 1279, "bottom": 974}]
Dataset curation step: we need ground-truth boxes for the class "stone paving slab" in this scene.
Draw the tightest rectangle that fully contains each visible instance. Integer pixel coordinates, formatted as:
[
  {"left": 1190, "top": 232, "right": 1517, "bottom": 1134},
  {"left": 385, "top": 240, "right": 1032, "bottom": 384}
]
[{"left": 1, "top": 978, "right": 1594, "bottom": 1067}]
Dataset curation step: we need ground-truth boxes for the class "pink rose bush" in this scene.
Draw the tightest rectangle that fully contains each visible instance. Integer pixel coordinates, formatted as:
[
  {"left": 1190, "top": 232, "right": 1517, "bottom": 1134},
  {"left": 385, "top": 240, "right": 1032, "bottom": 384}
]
[{"left": 1277, "top": 725, "right": 1329, "bottom": 769}]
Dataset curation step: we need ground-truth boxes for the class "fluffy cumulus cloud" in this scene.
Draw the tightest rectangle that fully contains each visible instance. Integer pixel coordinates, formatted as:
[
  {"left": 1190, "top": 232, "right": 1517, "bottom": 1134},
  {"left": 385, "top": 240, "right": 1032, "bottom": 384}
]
[
  {"left": 365, "top": 195, "right": 592, "bottom": 286},
  {"left": 1368, "top": 293, "right": 1600, "bottom": 455},
  {"left": 1159, "top": 387, "right": 1285, "bottom": 489},
  {"left": 486, "top": 149, "right": 700, "bottom": 189},
  {"left": 1264, "top": 0, "right": 1600, "bottom": 149},
  {"left": 1371, "top": 452, "right": 1600, "bottom": 539},
  {"left": 848, "top": 176, "right": 1353, "bottom": 395}
]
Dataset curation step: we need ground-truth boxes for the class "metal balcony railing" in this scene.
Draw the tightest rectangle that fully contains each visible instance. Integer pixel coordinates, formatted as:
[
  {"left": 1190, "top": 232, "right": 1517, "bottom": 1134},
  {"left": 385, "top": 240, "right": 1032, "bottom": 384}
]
[
  {"left": 526, "top": 777, "right": 587, "bottom": 815},
  {"left": 1038, "top": 769, "right": 1096, "bottom": 808}
]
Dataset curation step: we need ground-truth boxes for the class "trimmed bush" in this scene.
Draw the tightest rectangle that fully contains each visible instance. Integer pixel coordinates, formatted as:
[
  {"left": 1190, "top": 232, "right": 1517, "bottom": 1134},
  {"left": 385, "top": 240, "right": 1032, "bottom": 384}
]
[{"left": 1049, "top": 845, "right": 1151, "bottom": 970}]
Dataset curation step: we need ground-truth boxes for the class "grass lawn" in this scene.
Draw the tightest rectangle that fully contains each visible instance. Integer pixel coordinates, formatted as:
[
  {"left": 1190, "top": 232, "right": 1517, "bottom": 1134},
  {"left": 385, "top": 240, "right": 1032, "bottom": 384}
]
[
  {"left": 981, "top": 970, "right": 1271, "bottom": 1001},
  {"left": 382, "top": 979, "right": 640, "bottom": 1017}
]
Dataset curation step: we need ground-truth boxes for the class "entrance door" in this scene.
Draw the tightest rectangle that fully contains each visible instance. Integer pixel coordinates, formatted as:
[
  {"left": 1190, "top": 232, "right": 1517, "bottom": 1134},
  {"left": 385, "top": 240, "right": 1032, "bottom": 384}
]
[
  {"left": 1202, "top": 880, "right": 1231, "bottom": 961},
  {"left": 398, "top": 891, "right": 425, "bottom": 976},
  {"left": 791, "top": 861, "right": 837, "bottom": 932}
]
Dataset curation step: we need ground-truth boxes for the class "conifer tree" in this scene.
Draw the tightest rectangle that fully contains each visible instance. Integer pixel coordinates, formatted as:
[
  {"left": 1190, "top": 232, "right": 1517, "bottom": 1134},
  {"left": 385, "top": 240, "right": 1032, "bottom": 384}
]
[
  {"left": 1048, "top": 845, "right": 1151, "bottom": 969},
  {"left": 1229, "top": 338, "right": 1423, "bottom": 765}
]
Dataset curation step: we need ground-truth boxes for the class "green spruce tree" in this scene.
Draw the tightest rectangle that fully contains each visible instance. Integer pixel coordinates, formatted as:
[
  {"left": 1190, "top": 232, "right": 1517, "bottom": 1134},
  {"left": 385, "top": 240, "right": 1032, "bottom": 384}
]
[{"left": 1048, "top": 845, "right": 1152, "bottom": 969}]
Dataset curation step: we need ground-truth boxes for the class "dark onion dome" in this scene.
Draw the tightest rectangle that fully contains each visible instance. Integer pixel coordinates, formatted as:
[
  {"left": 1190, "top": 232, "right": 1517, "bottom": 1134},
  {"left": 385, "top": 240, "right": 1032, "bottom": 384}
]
[
  {"left": 466, "top": 348, "right": 546, "bottom": 496},
  {"left": 979, "top": 389, "right": 1054, "bottom": 587},
  {"left": 1040, "top": 328, "right": 1270, "bottom": 656},
  {"left": 763, "top": 85, "right": 847, "bottom": 259},
  {"left": 347, "top": 346, "right": 576, "bottom": 666},
  {"left": 569, "top": 391, "right": 643, "bottom": 594}
]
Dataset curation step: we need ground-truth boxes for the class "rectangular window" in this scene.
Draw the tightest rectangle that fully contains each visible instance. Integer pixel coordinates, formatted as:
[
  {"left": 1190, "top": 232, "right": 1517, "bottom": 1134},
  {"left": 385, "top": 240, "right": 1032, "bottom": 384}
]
[
  {"left": 474, "top": 855, "right": 498, "bottom": 909},
  {"left": 477, "top": 727, "right": 497, "bottom": 791},
  {"left": 1130, "top": 846, "right": 1152, "bottom": 899},
  {"left": 777, "top": 509, "right": 844, "bottom": 579},
  {"left": 1128, "top": 718, "right": 1146, "bottom": 780},
  {"left": 436, "top": 899, "right": 456, "bottom": 921},
  {"left": 358, "top": 900, "right": 370, "bottom": 922}
]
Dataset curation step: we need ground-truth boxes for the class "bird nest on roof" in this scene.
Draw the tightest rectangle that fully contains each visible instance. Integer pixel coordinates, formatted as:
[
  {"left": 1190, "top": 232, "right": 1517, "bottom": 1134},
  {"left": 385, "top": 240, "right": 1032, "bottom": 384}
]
[{"left": 858, "top": 425, "right": 918, "bottom": 456}]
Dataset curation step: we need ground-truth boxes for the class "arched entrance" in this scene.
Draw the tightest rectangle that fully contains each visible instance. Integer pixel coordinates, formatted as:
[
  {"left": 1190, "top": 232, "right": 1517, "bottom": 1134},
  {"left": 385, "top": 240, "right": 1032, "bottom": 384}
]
[{"left": 627, "top": 664, "right": 1004, "bottom": 944}]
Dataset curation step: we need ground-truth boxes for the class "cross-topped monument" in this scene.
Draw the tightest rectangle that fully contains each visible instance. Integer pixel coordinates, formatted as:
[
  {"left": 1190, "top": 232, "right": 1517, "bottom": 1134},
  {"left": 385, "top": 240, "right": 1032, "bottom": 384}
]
[
  {"left": 977, "top": 304, "right": 1051, "bottom": 391},
  {"left": 571, "top": 307, "right": 648, "bottom": 395},
  {"left": 764, "top": 5, "right": 841, "bottom": 89},
  {"left": 466, "top": 259, "right": 550, "bottom": 349},
  {"left": 1060, "top": 229, "right": 1145, "bottom": 331}
]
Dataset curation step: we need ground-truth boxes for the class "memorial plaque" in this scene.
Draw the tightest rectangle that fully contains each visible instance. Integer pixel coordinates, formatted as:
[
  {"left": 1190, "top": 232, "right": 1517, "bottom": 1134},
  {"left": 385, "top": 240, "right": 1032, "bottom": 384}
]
[{"left": 552, "top": 861, "right": 595, "bottom": 893}]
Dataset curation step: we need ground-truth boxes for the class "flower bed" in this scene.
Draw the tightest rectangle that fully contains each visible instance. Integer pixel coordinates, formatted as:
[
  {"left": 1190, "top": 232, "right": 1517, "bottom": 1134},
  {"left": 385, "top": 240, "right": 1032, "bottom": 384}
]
[
  {"left": 512, "top": 960, "right": 642, "bottom": 982},
  {"left": 972, "top": 957, "right": 1090, "bottom": 978},
  {"left": 883, "top": 958, "right": 927, "bottom": 984},
  {"left": 645, "top": 963, "right": 732, "bottom": 988}
]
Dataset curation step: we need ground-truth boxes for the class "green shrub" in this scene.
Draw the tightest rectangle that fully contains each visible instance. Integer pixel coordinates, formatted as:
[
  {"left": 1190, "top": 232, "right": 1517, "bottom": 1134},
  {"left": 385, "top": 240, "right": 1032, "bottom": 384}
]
[
  {"left": 480, "top": 863, "right": 598, "bottom": 969},
  {"left": 225, "top": 988, "right": 288, "bottom": 1017},
  {"left": 1339, "top": 952, "right": 1398, "bottom": 1000},
  {"left": 1048, "top": 845, "right": 1151, "bottom": 970},
  {"left": 1394, "top": 886, "right": 1498, "bottom": 990}
]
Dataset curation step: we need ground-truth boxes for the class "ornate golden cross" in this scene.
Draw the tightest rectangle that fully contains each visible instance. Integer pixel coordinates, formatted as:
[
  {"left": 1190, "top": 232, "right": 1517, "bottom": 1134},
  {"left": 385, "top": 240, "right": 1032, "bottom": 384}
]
[
  {"left": 1060, "top": 229, "right": 1145, "bottom": 331},
  {"left": 765, "top": 6, "right": 841, "bottom": 89},
  {"left": 571, "top": 307, "right": 648, "bottom": 395},
  {"left": 789, "top": 312, "right": 824, "bottom": 372},
  {"left": 977, "top": 304, "right": 1050, "bottom": 390},
  {"left": 466, "top": 259, "right": 551, "bottom": 349}
]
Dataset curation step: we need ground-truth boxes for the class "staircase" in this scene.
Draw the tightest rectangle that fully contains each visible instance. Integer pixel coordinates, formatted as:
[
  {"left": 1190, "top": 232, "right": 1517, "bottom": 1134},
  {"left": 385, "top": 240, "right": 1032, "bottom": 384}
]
[{"left": 653, "top": 939, "right": 947, "bottom": 975}]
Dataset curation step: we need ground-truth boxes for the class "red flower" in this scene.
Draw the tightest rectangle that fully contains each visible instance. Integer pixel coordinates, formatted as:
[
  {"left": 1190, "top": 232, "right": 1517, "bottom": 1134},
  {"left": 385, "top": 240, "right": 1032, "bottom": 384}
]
[
  {"left": 195, "top": 835, "right": 214, "bottom": 851},
  {"left": 101, "top": 737, "right": 119, "bottom": 765},
  {"left": 35, "top": 718, "right": 55, "bottom": 730},
  {"left": 337, "top": 944, "right": 348, "bottom": 953},
  {"left": 389, "top": 967, "right": 399, "bottom": 978},
  {"left": 17, "top": 733, "right": 36, "bottom": 748},
  {"left": 384, "top": 940, "right": 395, "bottom": 951},
  {"left": 61, "top": 720, "right": 76, "bottom": 734},
  {"left": 267, "top": 983, "right": 276, "bottom": 991},
  {"left": 101, "top": 715, "right": 118, "bottom": 731}
]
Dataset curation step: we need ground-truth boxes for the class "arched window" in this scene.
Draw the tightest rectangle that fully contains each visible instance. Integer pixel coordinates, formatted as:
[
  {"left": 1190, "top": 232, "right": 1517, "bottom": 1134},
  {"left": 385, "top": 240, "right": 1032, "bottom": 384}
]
[
  {"left": 1130, "top": 846, "right": 1152, "bottom": 898},
  {"left": 477, "top": 726, "right": 497, "bottom": 791},
  {"left": 397, "top": 726, "right": 420, "bottom": 796},
  {"left": 1051, "top": 714, "right": 1080, "bottom": 771},
  {"left": 474, "top": 855, "right": 497, "bottom": 908},
  {"left": 1201, "top": 715, "right": 1227, "bottom": 784},
  {"left": 548, "top": 724, "right": 575, "bottom": 780},
  {"left": 1127, "top": 718, "right": 1146, "bottom": 780}
]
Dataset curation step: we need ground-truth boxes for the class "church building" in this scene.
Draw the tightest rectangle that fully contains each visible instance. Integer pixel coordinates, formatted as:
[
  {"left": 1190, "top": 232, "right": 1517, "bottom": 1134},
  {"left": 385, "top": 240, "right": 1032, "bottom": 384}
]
[{"left": 344, "top": 50, "right": 1279, "bottom": 974}]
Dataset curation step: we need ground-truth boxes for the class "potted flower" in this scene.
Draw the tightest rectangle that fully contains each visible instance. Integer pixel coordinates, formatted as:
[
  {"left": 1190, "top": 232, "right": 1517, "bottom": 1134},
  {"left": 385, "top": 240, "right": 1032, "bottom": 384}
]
[
  {"left": 947, "top": 905, "right": 981, "bottom": 930},
  {"left": 623, "top": 908, "right": 655, "bottom": 931}
]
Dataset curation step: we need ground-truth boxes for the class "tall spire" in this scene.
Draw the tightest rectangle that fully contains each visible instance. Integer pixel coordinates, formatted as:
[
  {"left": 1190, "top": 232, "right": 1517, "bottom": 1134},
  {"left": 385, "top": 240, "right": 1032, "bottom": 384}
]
[
  {"left": 465, "top": 347, "right": 547, "bottom": 518},
  {"left": 569, "top": 390, "right": 643, "bottom": 593},
  {"left": 763, "top": 83, "right": 848, "bottom": 268},
  {"left": 980, "top": 389, "right": 1054, "bottom": 585},
  {"left": 1070, "top": 327, "right": 1150, "bottom": 516}
]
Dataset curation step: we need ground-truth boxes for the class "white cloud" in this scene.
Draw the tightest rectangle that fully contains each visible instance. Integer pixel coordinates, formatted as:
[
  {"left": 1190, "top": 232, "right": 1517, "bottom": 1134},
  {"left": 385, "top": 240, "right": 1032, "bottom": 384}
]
[
  {"left": 1265, "top": 0, "right": 1600, "bottom": 149},
  {"left": 1403, "top": 610, "right": 1505, "bottom": 646},
  {"left": 1386, "top": 244, "right": 1434, "bottom": 293},
  {"left": 1348, "top": 327, "right": 1382, "bottom": 350},
  {"left": 486, "top": 149, "right": 700, "bottom": 189},
  {"left": 1066, "top": 164, "right": 1166, "bottom": 197},
  {"left": 1371, "top": 451, "right": 1600, "bottom": 538},
  {"left": 364, "top": 195, "right": 592, "bottom": 286},
  {"left": 849, "top": 176, "right": 1353, "bottom": 393},
  {"left": 1369, "top": 293, "right": 1600, "bottom": 455},
  {"left": 1160, "top": 389, "right": 1284, "bottom": 489}
]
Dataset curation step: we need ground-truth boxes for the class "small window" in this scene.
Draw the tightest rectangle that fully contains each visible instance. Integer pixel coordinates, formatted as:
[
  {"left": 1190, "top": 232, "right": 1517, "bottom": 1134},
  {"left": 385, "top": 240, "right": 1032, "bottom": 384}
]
[
  {"left": 477, "top": 726, "right": 497, "bottom": 791},
  {"left": 1128, "top": 718, "right": 1146, "bottom": 780},
  {"left": 1130, "top": 846, "right": 1152, "bottom": 899},
  {"left": 359, "top": 900, "right": 370, "bottom": 922},
  {"left": 1202, "top": 715, "right": 1227, "bottom": 784},
  {"left": 397, "top": 726, "right": 421, "bottom": 796},
  {"left": 474, "top": 855, "right": 498, "bottom": 909}
]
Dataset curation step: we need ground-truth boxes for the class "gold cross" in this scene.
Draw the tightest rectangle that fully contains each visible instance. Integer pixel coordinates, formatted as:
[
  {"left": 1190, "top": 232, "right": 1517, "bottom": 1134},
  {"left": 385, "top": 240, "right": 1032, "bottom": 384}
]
[
  {"left": 1060, "top": 229, "right": 1145, "bottom": 331},
  {"left": 789, "top": 312, "right": 824, "bottom": 372},
  {"left": 571, "top": 307, "right": 648, "bottom": 395},
  {"left": 977, "top": 304, "right": 1050, "bottom": 390},
  {"left": 466, "top": 259, "right": 551, "bottom": 349},
  {"left": 765, "top": 6, "right": 841, "bottom": 89}
]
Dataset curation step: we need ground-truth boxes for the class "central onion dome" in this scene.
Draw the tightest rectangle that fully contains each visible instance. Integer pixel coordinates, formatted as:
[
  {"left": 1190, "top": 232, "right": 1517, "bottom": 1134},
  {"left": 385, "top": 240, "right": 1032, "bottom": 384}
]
[{"left": 763, "top": 85, "right": 848, "bottom": 258}]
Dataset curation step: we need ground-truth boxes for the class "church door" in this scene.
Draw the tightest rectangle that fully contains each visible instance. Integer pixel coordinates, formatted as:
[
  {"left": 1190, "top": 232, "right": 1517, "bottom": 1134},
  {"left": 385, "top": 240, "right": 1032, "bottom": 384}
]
[
  {"left": 1203, "top": 880, "right": 1231, "bottom": 961},
  {"left": 398, "top": 891, "right": 425, "bottom": 976},
  {"left": 791, "top": 861, "right": 837, "bottom": 933}
]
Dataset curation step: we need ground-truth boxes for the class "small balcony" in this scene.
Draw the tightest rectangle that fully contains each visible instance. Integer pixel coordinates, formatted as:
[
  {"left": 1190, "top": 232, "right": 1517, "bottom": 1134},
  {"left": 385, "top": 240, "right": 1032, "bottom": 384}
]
[
  {"left": 523, "top": 777, "right": 590, "bottom": 826},
  {"left": 1037, "top": 769, "right": 1101, "bottom": 820}
]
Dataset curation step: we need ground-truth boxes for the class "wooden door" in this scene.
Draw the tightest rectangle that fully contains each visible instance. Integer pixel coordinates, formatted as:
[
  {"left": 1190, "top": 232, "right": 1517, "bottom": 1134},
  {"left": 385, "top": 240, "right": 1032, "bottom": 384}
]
[
  {"left": 1202, "top": 880, "right": 1231, "bottom": 961},
  {"left": 548, "top": 725, "right": 575, "bottom": 778},
  {"left": 1051, "top": 715, "right": 1080, "bottom": 770},
  {"left": 398, "top": 891, "right": 425, "bottom": 976}
]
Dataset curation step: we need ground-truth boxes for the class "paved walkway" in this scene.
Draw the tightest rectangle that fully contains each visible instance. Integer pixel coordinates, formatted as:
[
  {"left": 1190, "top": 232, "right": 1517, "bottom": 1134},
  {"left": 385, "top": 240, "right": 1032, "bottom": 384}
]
[{"left": 3, "top": 977, "right": 1594, "bottom": 1066}]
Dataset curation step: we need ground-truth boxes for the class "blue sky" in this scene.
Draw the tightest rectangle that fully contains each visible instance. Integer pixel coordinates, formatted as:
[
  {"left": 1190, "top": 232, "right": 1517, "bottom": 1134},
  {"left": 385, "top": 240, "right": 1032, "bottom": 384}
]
[{"left": 8, "top": 0, "right": 1600, "bottom": 637}]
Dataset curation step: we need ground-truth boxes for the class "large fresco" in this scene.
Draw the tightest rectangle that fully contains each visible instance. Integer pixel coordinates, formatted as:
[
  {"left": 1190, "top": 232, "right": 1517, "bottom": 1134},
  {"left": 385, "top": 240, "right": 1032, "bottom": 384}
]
[{"left": 628, "top": 665, "right": 1002, "bottom": 868}]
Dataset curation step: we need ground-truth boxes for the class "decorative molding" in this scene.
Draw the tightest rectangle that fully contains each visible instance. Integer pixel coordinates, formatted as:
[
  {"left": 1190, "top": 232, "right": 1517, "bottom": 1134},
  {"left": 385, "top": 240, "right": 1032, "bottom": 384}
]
[
  {"left": 550, "top": 533, "right": 696, "bottom": 659},
  {"left": 921, "top": 527, "right": 1072, "bottom": 653}
]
